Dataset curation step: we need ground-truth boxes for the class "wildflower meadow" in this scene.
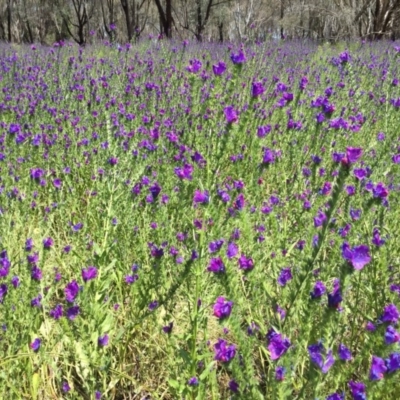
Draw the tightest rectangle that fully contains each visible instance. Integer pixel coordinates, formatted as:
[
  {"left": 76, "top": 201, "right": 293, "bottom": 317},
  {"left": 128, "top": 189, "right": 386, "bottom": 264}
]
[{"left": 1, "top": 39, "right": 400, "bottom": 399}]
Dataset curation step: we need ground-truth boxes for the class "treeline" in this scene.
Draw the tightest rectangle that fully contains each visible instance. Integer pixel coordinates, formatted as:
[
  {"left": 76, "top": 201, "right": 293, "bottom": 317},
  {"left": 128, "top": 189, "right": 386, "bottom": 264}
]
[{"left": 0, "top": 0, "right": 399, "bottom": 45}]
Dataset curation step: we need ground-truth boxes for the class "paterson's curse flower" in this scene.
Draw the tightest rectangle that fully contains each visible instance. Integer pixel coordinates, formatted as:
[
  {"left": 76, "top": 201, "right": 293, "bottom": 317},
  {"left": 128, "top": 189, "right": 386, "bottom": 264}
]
[
  {"left": 82, "top": 266, "right": 98, "bottom": 282},
  {"left": 213, "top": 338, "right": 236, "bottom": 362},
  {"left": 65, "top": 280, "right": 80, "bottom": 302},
  {"left": 348, "top": 381, "right": 366, "bottom": 400},
  {"left": 267, "top": 332, "right": 291, "bottom": 360},
  {"left": 224, "top": 106, "right": 238, "bottom": 124},
  {"left": 380, "top": 304, "right": 400, "bottom": 324},
  {"left": 308, "top": 342, "right": 335, "bottom": 373},
  {"left": 207, "top": 257, "right": 225, "bottom": 273},
  {"left": 341, "top": 242, "right": 371, "bottom": 270},
  {"left": 213, "top": 297, "right": 233, "bottom": 319},
  {"left": 369, "top": 355, "right": 387, "bottom": 380}
]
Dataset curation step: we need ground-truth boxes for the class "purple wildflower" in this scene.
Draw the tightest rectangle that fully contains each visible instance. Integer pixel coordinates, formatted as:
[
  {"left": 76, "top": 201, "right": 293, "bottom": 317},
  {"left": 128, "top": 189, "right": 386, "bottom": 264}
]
[
  {"left": 213, "top": 338, "right": 236, "bottom": 362},
  {"left": 369, "top": 355, "right": 387, "bottom": 380},
  {"left": 49, "top": 304, "right": 63, "bottom": 320},
  {"left": 385, "top": 325, "right": 400, "bottom": 344},
  {"left": 98, "top": 334, "right": 109, "bottom": 347},
  {"left": 65, "top": 280, "right": 80, "bottom": 303},
  {"left": 277, "top": 267, "right": 292, "bottom": 287},
  {"left": 212, "top": 61, "right": 226, "bottom": 76},
  {"left": 213, "top": 297, "right": 233, "bottom": 319},
  {"left": 341, "top": 243, "right": 371, "bottom": 270},
  {"left": 338, "top": 343, "right": 352, "bottom": 361},
  {"left": 268, "top": 333, "right": 291, "bottom": 360},
  {"left": 193, "top": 189, "right": 209, "bottom": 205},
  {"left": 348, "top": 381, "right": 366, "bottom": 400},
  {"left": 207, "top": 257, "right": 225, "bottom": 273},
  {"left": 238, "top": 254, "right": 254, "bottom": 271},
  {"left": 82, "top": 266, "right": 98, "bottom": 282},
  {"left": 308, "top": 342, "right": 335, "bottom": 373},
  {"left": 310, "top": 281, "right": 326, "bottom": 299},
  {"left": 226, "top": 242, "right": 238, "bottom": 258},
  {"left": 380, "top": 304, "right": 399, "bottom": 324},
  {"left": 30, "top": 338, "right": 41, "bottom": 352},
  {"left": 224, "top": 106, "right": 238, "bottom": 124}
]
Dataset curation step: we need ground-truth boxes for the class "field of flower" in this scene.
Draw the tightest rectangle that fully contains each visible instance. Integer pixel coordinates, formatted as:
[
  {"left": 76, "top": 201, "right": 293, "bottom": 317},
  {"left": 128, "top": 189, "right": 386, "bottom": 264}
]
[{"left": 0, "top": 39, "right": 400, "bottom": 399}]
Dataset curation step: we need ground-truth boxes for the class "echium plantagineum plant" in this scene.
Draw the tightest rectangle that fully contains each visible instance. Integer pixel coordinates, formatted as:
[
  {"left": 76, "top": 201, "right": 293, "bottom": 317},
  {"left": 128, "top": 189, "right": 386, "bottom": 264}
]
[{"left": 0, "top": 38, "right": 400, "bottom": 399}]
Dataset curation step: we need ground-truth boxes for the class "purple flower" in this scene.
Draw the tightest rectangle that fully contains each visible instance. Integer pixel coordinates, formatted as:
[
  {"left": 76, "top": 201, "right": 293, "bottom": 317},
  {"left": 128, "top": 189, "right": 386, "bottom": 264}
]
[
  {"left": 125, "top": 274, "right": 139, "bottom": 284},
  {"left": 350, "top": 208, "right": 361, "bottom": 221},
  {"left": 43, "top": 237, "right": 53, "bottom": 249},
  {"left": 252, "top": 82, "right": 265, "bottom": 97},
  {"left": 385, "top": 325, "right": 400, "bottom": 344},
  {"left": 207, "top": 257, "right": 225, "bottom": 273},
  {"left": 209, "top": 239, "right": 225, "bottom": 253},
  {"left": 213, "top": 338, "right": 236, "bottom": 362},
  {"left": 372, "top": 182, "right": 389, "bottom": 198},
  {"left": 224, "top": 106, "right": 238, "bottom": 124},
  {"left": 328, "top": 279, "right": 342, "bottom": 309},
  {"left": 31, "top": 294, "right": 42, "bottom": 308},
  {"left": 25, "top": 238, "right": 34, "bottom": 251},
  {"left": 213, "top": 297, "right": 233, "bottom": 319},
  {"left": 31, "top": 265, "right": 42, "bottom": 281},
  {"left": 353, "top": 168, "right": 367, "bottom": 180},
  {"left": 149, "top": 182, "right": 161, "bottom": 200},
  {"left": 72, "top": 222, "right": 83, "bottom": 232},
  {"left": 338, "top": 343, "right": 352, "bottom": 361},
  {"left": 348, "top": 381, "right": 366, "bottom": 400},
  {"left": 186, "top": 59, "right": 202, "bottom": 73},
  {"left": 0, "top": 283, "right": 8, "bottom": 303},
  {"left": 339, "top": 51, "right": 351, "bottom": 63},
  {"left": 49, "top": 304, "right": 63, "bottom": 320},
  {"left": 392, "top": 154, "right": 400, "bottom": 164},
  {"left": 310, "top": 281, "right": 326, "bottom": 299},
  {"left": 230, "top": 50, "right": 246, "bottom": 64},
  {"left": 275, "top": 366, "right": 285, "bottom": 381},
  {"left": 238, "top": 254, "right": 254, "bottom": 271},
  {"left": 226, "top": 242, "right": 238, "bottom": 258},
  {"left": 53, "top": 178, "right": 62, "bottom": 189},
  {"left": 30, "top": 338, "right": 41, "bottom": 352},
  {"left": 372, "top": 228, "right": 385, "bottom": 247},
  {"left": 0, "top": 254, "right": 10, "bottom": 278},
  {"left": 65, "top": 280, "right": 80, "bottom": 302},
  {"left": 174, "top": 164, "right": 193, "bottom": 180},
  {"left": 380, "top": 304, "right": 399, "bottom": 324},
  {"left": 341, "top": 243, "right": 371, "bottom": 270},
  {"left": 365, "top": 321, "right": 376, "bottom": 331},
  {"left": 308, "top": 342, "right": 335, "bottom": 373},
  {"left": 268, "top": 333, "right": 291, "bottom": 360},
  {"left": 98, "top": 334, "right": 109, "bottom": 347},
  {"left": 162, "top": 322, "right": 173, "bottom": 334},
  {"left": 314, "top": 210, "right": 327, "bottom": 227},
  {"left": 11, "top": 276, "right": 19, "bottom": 288},
  {"left": 369, "top": 355, "right": 387, "bottom": 380},
  {"left": 95, "top": 391, "right": 101, "bottom": 400},
  {"left": 148, "top": 300, "right": 158, "bottom": 311},
  {"left": 62, "top": 382, "right": 71, "bottom": 393},
  {"left": 386, "top": 352, "right": 400, "bottom": 373},
  {"left": 346, "top": 147, "right": 363, "bottom": 163},
  {"left": 212, "top": 61, "right": 226, "bottom": 76},
  {"left": 193, "top": 189, "right": 209, "bottom": 205},
  {"left": 262, "top": 148, "right": 275, "bottom": 164},
  {"left": 228, "top": 380, "right": 239, "bottom": 393},
  {"left": 326, "top": 393, "right": 345, "bottom": 400},
  {"left": 186, "top": 376, "right": 199, "bottom": 386},
  {"left": 66, "top": 306, "right": 80, "bottom": 320},
  {"left": 82, "top": 266, "right": 98, "bottom": 282},
  {"left": 277, "top": 267, "right": 292, "bottom": 287}
]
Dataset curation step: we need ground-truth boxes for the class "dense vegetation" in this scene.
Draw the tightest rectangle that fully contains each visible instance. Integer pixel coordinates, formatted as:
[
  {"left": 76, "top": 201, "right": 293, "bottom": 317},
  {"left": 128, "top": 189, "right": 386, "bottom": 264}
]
[{"left": 0, "top": 39, "right": 400, "bottom": 399}]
